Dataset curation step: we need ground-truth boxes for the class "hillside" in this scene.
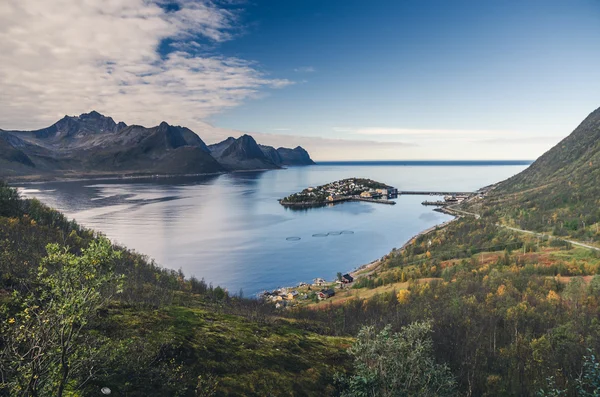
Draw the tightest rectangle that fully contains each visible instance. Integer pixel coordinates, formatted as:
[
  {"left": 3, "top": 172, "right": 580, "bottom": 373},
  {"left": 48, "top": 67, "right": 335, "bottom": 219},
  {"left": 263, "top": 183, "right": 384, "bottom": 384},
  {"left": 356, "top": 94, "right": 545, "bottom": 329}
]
[
  {"left": 0, "top": 112, "right": 315, "bottom": 180},
  {"left": 473, "top": 107, "right": 600, "bottom": 243}
]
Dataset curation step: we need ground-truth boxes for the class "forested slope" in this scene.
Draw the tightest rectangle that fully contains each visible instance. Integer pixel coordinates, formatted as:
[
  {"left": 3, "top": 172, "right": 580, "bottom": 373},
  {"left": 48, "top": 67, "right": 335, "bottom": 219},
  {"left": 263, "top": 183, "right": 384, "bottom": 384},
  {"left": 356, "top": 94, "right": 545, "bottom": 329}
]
[{"left": 481, "top": 107, "right": 600, "bottom": 242}]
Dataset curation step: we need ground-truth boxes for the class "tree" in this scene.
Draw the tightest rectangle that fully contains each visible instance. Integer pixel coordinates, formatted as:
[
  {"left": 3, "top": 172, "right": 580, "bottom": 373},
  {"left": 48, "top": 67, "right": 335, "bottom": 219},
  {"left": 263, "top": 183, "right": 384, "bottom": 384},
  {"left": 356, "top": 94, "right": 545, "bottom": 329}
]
[
  {"left": 1, "top": 238, "right": 123, "bottom": 397},
  {"left": 0, "top": 181, "right": 20, "bottom": 218},
  {"left": 336, "top": 321, "right": 457, "bottom": 397},
  {"left": 337, "top": 272, "right": 344, "bottom": 282}
]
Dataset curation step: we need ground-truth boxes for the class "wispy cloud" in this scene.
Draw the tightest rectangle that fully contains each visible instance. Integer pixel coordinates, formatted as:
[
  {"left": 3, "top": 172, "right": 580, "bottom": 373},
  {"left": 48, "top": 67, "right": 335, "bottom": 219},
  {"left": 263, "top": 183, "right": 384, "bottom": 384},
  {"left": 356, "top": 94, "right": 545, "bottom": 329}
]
[
  {"left": 334, "top": 127, "right": 519, "bottom": 136},
  {"left": 0, "top": 0, "right": 292, "bottom": 130},
  {"left": 293, "top": 66, "right": 316, "bottom": 73},
  {"left": 475, "top": 136, "right": 564, "bottom": 144}
]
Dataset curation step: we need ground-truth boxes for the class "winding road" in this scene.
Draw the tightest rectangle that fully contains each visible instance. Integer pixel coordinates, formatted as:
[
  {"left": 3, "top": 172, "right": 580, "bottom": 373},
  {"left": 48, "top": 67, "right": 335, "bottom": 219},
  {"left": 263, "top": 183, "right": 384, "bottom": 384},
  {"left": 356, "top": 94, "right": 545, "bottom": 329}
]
[{"left": 445, "top": 205, "right": 600, "bottom": 252}]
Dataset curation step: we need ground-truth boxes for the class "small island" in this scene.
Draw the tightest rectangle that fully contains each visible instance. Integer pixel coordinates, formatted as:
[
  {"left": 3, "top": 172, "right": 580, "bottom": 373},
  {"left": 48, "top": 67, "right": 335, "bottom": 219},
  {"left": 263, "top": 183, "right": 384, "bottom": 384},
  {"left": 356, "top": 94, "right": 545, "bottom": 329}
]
[{"left": 279, "top": 178, "right": 398, "bottom": 208}]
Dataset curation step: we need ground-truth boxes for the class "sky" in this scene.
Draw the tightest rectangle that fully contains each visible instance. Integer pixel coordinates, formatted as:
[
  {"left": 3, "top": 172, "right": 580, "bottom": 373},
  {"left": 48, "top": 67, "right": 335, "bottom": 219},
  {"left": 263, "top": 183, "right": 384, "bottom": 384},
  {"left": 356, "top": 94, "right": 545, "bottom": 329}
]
[{"left": 1, "top": 0, "right": 599, "bottom": 160}]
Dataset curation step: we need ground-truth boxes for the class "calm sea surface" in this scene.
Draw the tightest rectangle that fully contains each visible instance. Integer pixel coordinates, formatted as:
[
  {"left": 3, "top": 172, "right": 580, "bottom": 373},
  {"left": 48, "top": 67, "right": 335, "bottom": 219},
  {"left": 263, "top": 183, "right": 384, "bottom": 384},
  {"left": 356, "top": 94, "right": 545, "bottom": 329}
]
[{"left": 17, "top": 161, "right": 530, "bottom": 296}]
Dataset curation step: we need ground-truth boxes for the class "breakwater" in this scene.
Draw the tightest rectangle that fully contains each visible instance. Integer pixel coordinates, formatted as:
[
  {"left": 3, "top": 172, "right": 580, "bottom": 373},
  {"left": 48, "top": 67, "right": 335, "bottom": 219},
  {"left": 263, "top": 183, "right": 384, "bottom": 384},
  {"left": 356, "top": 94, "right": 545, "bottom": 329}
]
[
  {"left": 422, "top": 200, "right": 447, "bottom": 206},
  {"left": 400, "top": 191, "right": 474, "bottom": 196}
]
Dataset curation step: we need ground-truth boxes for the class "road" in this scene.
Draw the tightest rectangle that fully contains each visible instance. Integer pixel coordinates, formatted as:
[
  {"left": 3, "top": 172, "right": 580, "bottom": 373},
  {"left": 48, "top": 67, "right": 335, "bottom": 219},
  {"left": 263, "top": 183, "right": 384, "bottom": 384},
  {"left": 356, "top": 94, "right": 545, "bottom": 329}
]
[
  {"left": 446, "top": 205, "right": 600, "bottom": 252},
  {"left": 500, "top": 225, "right": 600, "bottom": 252}
]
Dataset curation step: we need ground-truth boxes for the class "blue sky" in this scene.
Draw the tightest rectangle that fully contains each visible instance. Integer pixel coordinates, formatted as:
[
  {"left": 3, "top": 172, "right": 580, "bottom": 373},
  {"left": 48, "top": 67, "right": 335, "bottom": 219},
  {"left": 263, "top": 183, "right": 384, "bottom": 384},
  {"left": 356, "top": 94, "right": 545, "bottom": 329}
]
[
  {"left": 1, "top": 0, "right": 599, "bottom": 160},
  {"left": 212, "top": 0, "right": 600, "bottom": 158}
]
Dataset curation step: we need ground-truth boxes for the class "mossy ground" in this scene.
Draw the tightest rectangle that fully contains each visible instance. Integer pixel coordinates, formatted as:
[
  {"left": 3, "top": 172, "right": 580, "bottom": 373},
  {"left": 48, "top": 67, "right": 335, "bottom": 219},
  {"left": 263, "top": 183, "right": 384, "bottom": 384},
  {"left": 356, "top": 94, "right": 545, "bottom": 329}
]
[{"left": 96, "top": 300, "right": 352, "bottom": 396}]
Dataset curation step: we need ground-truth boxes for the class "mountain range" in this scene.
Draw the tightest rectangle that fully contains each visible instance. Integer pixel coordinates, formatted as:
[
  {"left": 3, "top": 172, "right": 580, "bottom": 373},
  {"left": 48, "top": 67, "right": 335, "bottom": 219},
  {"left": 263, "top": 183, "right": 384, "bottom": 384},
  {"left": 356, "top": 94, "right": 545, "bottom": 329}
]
[{"left": 0, "top": 111, "right": 314, "bottom": 180}]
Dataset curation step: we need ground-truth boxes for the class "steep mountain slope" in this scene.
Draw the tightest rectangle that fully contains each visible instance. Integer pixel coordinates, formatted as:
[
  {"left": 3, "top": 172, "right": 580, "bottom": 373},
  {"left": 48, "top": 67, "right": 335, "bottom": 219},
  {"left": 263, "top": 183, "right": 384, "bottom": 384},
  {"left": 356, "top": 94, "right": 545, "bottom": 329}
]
[
  {"left": 207, "top": 137, "right": 236, "bottom": 158},
  {"left": 276, "top": 146, "right": 315, "bottom": 165},
  {"left": 259, "top": 144, "right": 283, "bottom": 166},
  {"left": 9, "top": 111, "right": 128, "bottom": 151},
  {"left": 1, "top": 113, "right": 225, "bottom": 178},
  {"left": 84, "top": 122, "right": 224, "bottom": 175},
  {"left": 259, "top": 144, "right": 315, "bottom": 166},
  {"left": 209, "top": 135, "right": 279, "bottom": 170},
  {"left": 0, "top": 132, "right": 36, "bottom": 175},
  {"left": 497, "top": 107, "right": 600, "bottom": 193},
  {"left": 480, "top": 106, "right": 600, "bottom": 241},
  {"left": 1, "top": 111, "right": 315, "bottom": 180}
]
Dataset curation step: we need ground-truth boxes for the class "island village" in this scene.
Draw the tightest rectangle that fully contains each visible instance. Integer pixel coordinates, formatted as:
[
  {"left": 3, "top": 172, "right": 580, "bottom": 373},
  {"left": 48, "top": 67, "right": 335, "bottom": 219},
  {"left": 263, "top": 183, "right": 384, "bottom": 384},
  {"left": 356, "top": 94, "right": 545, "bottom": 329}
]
[{"left": 279, "top": 177, "right": 399, "bottom": 207}]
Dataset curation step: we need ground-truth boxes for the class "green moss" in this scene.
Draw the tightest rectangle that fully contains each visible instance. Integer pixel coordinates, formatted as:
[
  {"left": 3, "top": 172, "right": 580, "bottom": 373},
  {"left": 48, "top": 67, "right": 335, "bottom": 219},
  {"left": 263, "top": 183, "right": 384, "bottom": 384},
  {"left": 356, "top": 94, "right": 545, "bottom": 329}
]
[{"left": 94, "top": 302, "right": 351, "bottom": 396}]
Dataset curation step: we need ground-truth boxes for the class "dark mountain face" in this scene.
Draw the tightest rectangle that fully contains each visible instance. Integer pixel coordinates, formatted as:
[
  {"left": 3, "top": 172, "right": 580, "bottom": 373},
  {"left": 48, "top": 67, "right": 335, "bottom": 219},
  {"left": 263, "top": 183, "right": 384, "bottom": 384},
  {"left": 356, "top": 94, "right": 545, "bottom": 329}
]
[
  {"left": 0, "top": 111, "right": 314, "bottom": 180},
  {"left": 276, "top": 146, "right": 315, "bottom": 165},
  {"left": 208, "top": 137, "right": 236, "bottom": 158},
  {"left": 1, "top": 113, "right": 223, "bottom": 179},
  {"left": 0, "top": 132, "right": 35, "bottom": 169},
  {"left": 259, "top": 144, "right": 283, "bottom": 166},
  {"left": 13, "top": 111, "right": 127, "bottom": 142},
  {"left": 209, "top": 135, "right": 279, "bottom": 171},
  {"left": 259, "top": 145, "right": 315, "bottom": 166}
]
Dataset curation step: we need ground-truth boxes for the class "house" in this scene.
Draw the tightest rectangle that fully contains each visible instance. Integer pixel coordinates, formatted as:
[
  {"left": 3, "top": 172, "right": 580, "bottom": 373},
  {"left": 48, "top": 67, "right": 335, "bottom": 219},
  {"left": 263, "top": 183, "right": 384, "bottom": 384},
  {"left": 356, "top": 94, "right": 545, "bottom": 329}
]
[
  {"left": 313, "top": 277, "right": 326, "bottom": 286},
  {"left": 342, "top": 274, "right": 354, "bottom": 283},
  {"left": 376, "top": 188, "right": 388, "bottom": 196},
  {"left": 287, "top": 290, "right": 299, "bottom": 300},
  {"left": 319, "top": 289, "right": 335, "bottom": 300},
  {"left": 360, "top": 191, "right": 372, "bottom": 198}
]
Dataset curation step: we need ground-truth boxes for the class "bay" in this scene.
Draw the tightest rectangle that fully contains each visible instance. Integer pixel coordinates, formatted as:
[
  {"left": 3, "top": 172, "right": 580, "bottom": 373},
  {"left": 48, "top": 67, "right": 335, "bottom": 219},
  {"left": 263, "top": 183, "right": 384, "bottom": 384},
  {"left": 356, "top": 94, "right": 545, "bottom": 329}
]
[{"left": 17, "top": 161, "right": 529, "bottom": 296}]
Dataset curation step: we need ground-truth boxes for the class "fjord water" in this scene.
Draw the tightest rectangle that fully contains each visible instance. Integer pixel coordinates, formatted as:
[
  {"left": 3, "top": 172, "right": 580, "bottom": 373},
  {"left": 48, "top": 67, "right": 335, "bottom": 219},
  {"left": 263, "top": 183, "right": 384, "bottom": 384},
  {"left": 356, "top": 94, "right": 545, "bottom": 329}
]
[{"left": 18, "top": 162, "right": 529, "bottom": 296}]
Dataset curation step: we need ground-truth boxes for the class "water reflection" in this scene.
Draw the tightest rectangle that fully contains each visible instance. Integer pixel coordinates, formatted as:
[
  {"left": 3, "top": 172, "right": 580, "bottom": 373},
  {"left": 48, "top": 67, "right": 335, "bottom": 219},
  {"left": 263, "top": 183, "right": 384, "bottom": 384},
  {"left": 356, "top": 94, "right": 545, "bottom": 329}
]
[{"left": 18, "top": 164, "right": 528, "bottom": 295}]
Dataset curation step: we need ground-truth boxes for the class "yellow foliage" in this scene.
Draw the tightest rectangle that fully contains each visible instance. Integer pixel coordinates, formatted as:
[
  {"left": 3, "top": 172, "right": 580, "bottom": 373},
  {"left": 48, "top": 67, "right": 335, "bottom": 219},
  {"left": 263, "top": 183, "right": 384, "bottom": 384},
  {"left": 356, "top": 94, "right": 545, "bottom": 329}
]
[
  {"left": 547, "top": 290, "right": 560, "bottom": 305},
  {"left": 397, "top": 289, "right": 411, "bottom": 304},
  {"left": 497, "top": 285, "right": 506, "bottom": 296},
  {"left": 419, "top": 283, "right": 431, "bottom": 295}
]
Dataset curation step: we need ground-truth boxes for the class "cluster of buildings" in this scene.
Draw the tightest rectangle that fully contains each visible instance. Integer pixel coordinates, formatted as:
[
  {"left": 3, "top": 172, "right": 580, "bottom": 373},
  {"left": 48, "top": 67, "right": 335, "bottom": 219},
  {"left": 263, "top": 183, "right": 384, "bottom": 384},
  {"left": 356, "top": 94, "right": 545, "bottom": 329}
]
[
  {"left": 261, "top": 273, "right": 356, "bottom": 308},
  {"left": 318, "top": 178, "right": 398, "bottom": 201},
  {"left": 281, "top": 178, "right": 399, "bottom": 206}
]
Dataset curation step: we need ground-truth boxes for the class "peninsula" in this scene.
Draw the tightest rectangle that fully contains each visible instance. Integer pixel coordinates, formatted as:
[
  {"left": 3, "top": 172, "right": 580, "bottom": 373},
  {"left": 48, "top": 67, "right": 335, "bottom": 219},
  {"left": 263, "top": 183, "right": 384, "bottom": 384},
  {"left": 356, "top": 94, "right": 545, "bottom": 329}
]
[{"left": 279, "top": 178, "right": 398, "bottom": 208}]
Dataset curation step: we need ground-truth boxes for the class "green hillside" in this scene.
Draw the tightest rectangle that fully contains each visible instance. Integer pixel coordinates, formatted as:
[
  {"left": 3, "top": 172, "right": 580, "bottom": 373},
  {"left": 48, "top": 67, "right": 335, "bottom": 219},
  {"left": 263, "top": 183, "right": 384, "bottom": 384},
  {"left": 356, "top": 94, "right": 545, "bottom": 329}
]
[{"left": 478, "top": 107, "right": 600, "bottom": 243}]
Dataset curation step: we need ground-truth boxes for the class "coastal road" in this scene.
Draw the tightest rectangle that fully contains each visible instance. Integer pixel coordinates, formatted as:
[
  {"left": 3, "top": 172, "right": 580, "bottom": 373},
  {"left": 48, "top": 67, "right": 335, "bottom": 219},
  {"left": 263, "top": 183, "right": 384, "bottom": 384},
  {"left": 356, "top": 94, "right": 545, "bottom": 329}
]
[
  {"left": 444, "top": 205, "right": 481, "bottom": 219},
  {"left": 446, "top": 205, "right": 600, "bottom": 252},
  {"left": 499, "top": 225, "right": 600, "bottom": 252}
]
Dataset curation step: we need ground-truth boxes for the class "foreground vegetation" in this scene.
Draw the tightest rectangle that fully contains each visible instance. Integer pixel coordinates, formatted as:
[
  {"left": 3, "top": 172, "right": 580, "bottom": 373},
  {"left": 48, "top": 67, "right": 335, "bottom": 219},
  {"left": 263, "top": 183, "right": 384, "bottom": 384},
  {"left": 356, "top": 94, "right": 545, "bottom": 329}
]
[
  {"left": 289, "top": 218, "right": 600, "bottom": 396},
  {"left": 3, "top": 178, "right": 600, "bottom": 396},
  {"left": 0, "top": 182, "right": 350, "bottom": 396}
]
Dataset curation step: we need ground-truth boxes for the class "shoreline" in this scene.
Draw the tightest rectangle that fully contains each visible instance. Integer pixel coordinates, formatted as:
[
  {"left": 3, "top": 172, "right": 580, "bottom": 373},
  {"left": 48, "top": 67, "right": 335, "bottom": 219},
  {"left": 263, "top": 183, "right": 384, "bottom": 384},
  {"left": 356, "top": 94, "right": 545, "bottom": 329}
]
[
  {"left": 348, "top": 214, "right": 459, "bottom": 280},
  {"left": 8, "top": 167, "right": 290, "bottom": 185},
  {"left": 265, "top": 210, "right": 460, "bottom": 298}
]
